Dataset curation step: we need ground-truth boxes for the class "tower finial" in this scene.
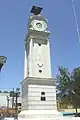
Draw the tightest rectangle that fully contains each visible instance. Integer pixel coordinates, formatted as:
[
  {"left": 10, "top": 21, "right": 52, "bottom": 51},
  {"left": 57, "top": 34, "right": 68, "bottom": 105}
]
[{"left": 30, "top": 6, "right": 43, "bottom": 15}]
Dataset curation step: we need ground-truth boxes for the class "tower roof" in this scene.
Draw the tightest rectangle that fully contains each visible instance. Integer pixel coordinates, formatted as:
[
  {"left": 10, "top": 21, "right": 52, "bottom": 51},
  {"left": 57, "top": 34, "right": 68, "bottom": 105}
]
[{"left": 30, "top": 6, "right": 43, "bottom": 15}]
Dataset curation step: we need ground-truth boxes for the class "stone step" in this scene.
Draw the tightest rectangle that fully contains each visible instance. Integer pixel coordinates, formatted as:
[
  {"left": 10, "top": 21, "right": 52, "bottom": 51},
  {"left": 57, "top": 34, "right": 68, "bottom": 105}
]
[
  {"left": 18, "top": 117, "right": 80, "bottom": 120},
  {"left": 18, "top": 110, "right": 80, "bottom": 120}
]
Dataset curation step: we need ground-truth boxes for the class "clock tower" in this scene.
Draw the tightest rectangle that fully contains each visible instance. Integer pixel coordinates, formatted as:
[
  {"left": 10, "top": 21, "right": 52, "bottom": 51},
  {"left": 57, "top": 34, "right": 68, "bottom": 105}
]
[
  {"left": 18, "top": 6, "right": 62, "bottom": 120},
  {"left": 24, "top": 8, "right": 51, "bottom": 79}
]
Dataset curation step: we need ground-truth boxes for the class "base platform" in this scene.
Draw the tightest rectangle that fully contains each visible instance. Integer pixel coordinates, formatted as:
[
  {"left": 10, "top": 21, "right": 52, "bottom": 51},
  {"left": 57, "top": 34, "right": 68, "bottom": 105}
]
[{"left": 18, "top": 110, "right": 80, "bottom": 120}]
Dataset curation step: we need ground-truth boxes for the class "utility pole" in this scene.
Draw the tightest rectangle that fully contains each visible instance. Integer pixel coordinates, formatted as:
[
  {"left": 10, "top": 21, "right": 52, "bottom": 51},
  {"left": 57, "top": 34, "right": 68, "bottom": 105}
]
[
  {"left": 15, "top": 88, "right": 20, "bottom": 118},
  {"left": 6, "top": 96, "right": 10, "bottom": 116},
  {"left": 12, "top": 88, "right": 14, "bottom": 116},
  {"left": 12, "top": 88, "right": 14, "bottom": 109}
]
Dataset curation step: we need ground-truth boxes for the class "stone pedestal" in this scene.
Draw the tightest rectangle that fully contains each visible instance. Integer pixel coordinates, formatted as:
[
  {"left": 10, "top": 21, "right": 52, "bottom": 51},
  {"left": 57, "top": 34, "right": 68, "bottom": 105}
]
[
  {"left": 21, "top": 77, "right": 57, "bottom": 111},
  {"left": 18, "top": 77, "right": 80, "bottom": 120},
  {"left": 18, "top": 110, "right": 62, "bottom": 120}
]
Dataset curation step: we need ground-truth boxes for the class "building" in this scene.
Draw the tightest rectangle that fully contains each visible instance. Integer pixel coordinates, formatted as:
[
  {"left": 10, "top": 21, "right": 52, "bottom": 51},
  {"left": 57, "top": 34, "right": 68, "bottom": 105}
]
[
  {"left": 0, "top": 92, "right": 10, "bottom": 108},
  {"left": 0, "top": 91, "right": 21, "bottom": 114}
]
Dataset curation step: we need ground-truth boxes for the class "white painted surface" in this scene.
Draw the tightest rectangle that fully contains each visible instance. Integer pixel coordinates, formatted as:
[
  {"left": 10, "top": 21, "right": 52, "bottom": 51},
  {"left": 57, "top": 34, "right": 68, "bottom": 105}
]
[
  {"left": 28, "top": 105, "right": 56, "bottom": 110},
  {"left": 31, "top": 40, "right": 51, "bottom": 78},
  {"left": 28, "top": 84, "right": 56, "bottom": 110},
  {"left": 24, "top": 50, "right": 27, "bottom": 79},
  {"left": 18, "top": 110, "right": 80, "bottom": 120},
  {"left": 24, "top": 30, "right": 51, "bottom": 78},
  {"left": 21, "top": 83, "right": 57, "bottom": 110},
  {"left": 0, "top": 93, "right": 10, "bottom": 108},
  {"left": 4, "top": 117, "right": 14, "bottom": 120}
]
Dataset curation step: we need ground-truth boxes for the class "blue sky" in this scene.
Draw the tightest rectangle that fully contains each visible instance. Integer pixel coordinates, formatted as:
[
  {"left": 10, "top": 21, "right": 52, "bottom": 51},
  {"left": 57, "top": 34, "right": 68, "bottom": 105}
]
[{"left": 0, "top": 0, "right": 80, "bottom": 90}]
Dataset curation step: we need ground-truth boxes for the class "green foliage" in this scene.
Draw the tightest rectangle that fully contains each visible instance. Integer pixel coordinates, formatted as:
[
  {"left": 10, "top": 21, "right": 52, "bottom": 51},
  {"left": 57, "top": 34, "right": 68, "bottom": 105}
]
[
  {"left": 10, "top": 91, "right": 16, "bottom": 97},
  {"left": 56, "top": 66, "right": 80, "bottom": 111},
  {"left": 56, "top": 66, "right": 71, "bottom": 104},
  {"left": 3, "top": 91, "right": 9, "bottom": 93},
  {"left": 71, "top": 67, "right": 80, "bottom": 87},
  {"left": 71, "top": 67, "right": 80, "bottom": 112}
]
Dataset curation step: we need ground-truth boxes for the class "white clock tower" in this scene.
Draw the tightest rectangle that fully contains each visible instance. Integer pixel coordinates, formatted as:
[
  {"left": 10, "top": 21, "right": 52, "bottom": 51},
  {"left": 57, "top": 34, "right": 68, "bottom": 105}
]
[
  {"left": 18, "top": 6, "right": 62, "bottom": 120},
  {"left": 24, "top": 10, "right": 51, "bottom": 79}
]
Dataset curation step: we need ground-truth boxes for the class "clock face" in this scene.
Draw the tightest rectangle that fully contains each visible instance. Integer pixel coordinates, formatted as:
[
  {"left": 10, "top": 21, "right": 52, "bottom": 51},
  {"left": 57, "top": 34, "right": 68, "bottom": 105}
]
[
  {"left": 31, "top": 20, "right": 47, "bottom": 31},
  {"left": 36, "top": 22, "right": 43, "bottom": 29}
]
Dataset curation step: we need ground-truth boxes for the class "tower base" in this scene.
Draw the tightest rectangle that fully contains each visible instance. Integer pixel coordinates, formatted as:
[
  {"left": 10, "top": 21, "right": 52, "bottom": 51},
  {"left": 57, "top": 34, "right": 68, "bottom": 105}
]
[
  {"left": 18, "top": 110, "right": 80, "bottom": 120},
  {"left": 20, "top": 77, "right": 80, "bottom": 120}
]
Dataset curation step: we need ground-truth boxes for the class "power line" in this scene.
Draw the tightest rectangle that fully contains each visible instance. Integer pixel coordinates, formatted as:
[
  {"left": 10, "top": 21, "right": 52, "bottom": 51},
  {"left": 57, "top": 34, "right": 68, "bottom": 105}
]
[{"left": 72, "top": 0, "right": 80, "bottom": 44}]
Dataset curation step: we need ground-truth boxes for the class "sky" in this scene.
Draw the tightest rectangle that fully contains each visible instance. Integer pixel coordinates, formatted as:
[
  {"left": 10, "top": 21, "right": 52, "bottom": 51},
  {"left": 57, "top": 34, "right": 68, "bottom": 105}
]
[{"left": 0, "top": 0, "right": 80, "bottom": 90}]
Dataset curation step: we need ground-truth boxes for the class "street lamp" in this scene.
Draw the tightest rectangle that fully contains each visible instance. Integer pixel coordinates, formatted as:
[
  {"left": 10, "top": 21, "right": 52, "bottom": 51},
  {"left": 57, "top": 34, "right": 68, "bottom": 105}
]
[{"left": 0, "top": 56, "right": 7, "bottom": 72}]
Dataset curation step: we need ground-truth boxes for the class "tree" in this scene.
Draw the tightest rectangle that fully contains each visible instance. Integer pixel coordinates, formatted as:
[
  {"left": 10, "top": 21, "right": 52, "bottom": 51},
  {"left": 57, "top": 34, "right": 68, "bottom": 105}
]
[
  {"left": 56, "top": 66, "right": 80, "bottom": 113},
  {"left": 4, "top": 91, "right": 9, "bottom": 93},
  {"left": 70, "top": 67, "right": 80, "bottom": 113},
  {"left": 56, "top": 66, "right": 72, "bottom": 108}
]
